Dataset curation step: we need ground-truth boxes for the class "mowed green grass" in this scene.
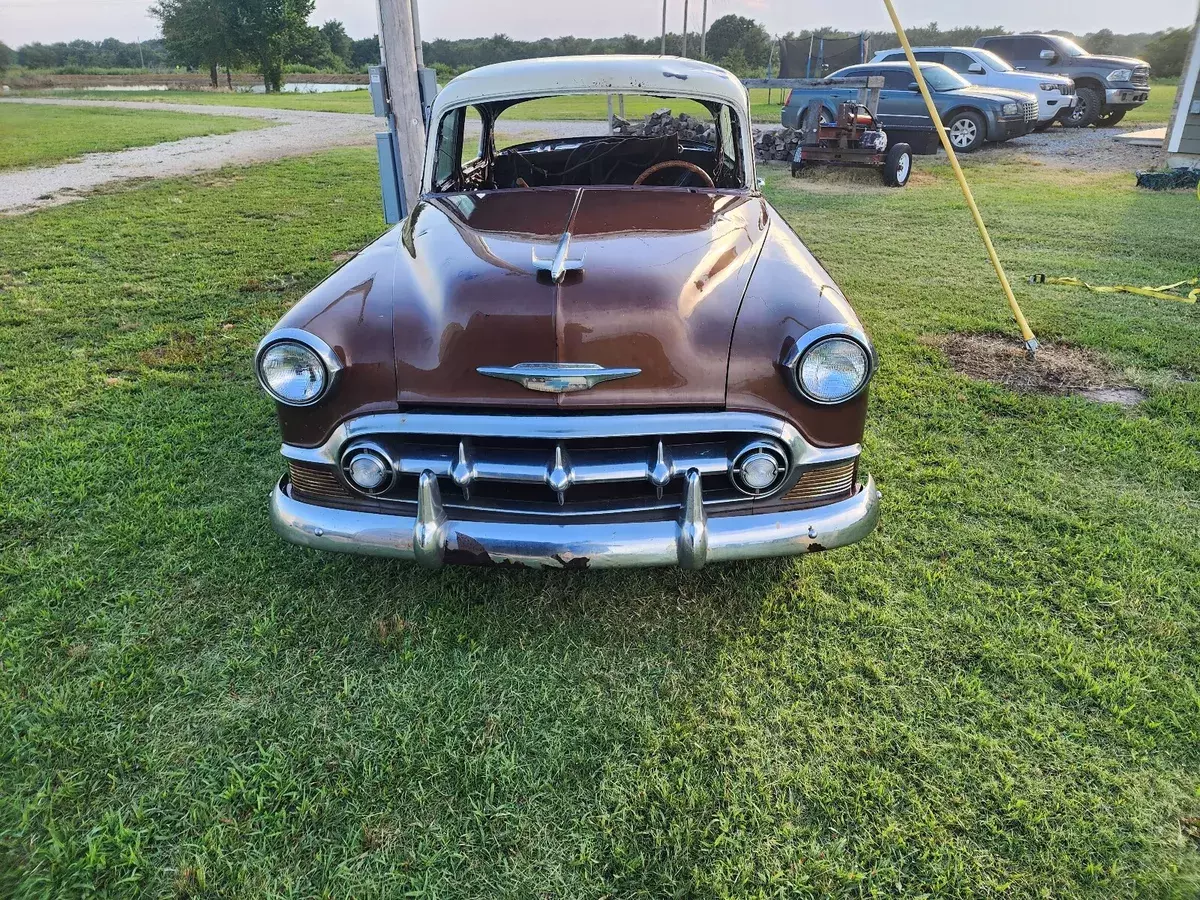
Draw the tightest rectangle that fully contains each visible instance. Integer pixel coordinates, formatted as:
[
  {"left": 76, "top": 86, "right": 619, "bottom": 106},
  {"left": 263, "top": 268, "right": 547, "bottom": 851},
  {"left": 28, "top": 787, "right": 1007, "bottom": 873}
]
[
  {"left": 23, "top": 77, "right": 1181, "bottom": 127},
  {"left": 17, "top": 88, "right": 377, "bottom": 115},
  {"left": 1, "top": 150, "right": 1199, "bottom": 897},
  {"left": 0, "top": 102, "right": 268, "bottom": 170}
]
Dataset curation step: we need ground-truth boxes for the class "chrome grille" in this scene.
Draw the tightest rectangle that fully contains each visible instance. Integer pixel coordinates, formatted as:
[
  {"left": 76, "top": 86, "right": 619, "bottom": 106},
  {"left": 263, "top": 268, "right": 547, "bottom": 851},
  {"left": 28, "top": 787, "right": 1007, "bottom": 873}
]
[
  {"left": 347, "top": 434, "right": 777, "bottom": 516},
  {"left": 282, "top": 412, "right": 863, "bottom": 521},
  {"left": 1057, "top": 83, "right": 1075, "bottom": 96},
  {"left": 289, "top": 461, "right": 349, "bottom": 501},
  {"left": 1022, "top": 100, "right": 1039, "bottom": 123},
  {"left": 781, "top": 458, "right": 858, "bottom": 506},
  {"left": 1132, "top": 67, "right": 1150, "bottom": 87}
]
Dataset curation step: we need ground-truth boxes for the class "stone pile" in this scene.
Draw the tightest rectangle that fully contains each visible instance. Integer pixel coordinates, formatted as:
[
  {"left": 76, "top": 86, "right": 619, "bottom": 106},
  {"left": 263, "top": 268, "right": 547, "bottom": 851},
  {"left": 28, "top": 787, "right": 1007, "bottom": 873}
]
[{"left": 612, "top": 108, "right": 717, "bottom": 143}]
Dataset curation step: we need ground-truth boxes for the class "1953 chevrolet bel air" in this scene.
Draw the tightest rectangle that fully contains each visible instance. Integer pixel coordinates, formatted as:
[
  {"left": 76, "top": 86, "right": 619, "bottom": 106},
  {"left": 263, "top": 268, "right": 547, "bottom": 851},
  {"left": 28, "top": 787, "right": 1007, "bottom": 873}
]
[{"left": 256, "top": 55, "right": 881, "bottom": 569}]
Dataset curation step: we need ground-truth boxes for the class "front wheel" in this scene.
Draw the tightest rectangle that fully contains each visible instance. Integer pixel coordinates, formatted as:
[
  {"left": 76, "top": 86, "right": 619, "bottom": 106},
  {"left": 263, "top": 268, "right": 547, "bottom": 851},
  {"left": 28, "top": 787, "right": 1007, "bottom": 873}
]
[
  {"left": 1064, "top": 86, "right": 1102, "bottom": 128},
  {"left": 882, "top": 143, "right": 913, "bottom": 187},
  {"left": 945, "top": 111, "right": 986, "bottom": 152},
  {"left": 1096, "top": 109, "right": 1127, "bottom": 127}
]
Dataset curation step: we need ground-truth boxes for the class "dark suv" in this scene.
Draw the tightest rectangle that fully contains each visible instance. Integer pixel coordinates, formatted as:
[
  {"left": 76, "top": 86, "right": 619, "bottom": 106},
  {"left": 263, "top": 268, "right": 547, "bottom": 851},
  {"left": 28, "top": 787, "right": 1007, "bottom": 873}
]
[{"left": 974, "top": 34, "right": 1150, "bottom": 127}]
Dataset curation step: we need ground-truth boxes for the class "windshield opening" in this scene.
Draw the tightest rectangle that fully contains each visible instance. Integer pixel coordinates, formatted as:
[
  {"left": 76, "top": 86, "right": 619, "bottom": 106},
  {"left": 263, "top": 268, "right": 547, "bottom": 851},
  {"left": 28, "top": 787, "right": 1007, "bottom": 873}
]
[
  {"left": 1051, "top": 37, "right": 1087, "bottom": 57},
  {"left": 973, "top": 49, "right": 1013, "bottom": 72},
  {"left": 920, "top": 65, "right": 971, "bottom": 92},
  {"left": 429, "top": 93, "right": 746, "bottom": 194}
]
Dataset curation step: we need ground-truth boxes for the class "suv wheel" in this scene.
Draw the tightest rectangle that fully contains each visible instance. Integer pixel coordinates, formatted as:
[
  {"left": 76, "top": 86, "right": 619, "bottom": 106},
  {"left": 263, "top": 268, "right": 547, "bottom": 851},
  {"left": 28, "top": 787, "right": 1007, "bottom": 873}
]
[
  {"left": 946, "top": 111, "right": 986, "bottom": 152},
  {"left": 1065, "top": 86, "right": 1102, "bottom": 128}
]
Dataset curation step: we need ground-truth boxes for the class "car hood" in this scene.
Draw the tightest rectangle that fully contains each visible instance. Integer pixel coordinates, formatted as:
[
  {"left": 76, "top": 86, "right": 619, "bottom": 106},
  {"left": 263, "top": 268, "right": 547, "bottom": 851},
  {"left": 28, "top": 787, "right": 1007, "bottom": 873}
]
[
  {"left": 392, "top": 187, "right": 770, "bottom": 410},
  {"left": 1077, "top": 54, "right": 1148, "bottom": 69},
  {"left": 951, "top": 85, "right": 1038, "bottom": 104}
]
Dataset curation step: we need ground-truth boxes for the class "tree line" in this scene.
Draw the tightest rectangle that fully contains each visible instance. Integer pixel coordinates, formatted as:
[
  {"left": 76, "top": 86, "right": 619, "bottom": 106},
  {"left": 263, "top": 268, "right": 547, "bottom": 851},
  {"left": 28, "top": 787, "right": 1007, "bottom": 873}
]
[{"left": 1, "top": 13, "right": 1192, "bottom": 85}]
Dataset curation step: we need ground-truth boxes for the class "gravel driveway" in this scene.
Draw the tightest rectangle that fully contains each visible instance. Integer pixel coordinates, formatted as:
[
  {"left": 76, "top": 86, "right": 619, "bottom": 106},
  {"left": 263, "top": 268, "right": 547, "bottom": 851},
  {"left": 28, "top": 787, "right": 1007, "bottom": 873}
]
[{"left": 0, "top": 98, "right": 600, "bottom": 214}]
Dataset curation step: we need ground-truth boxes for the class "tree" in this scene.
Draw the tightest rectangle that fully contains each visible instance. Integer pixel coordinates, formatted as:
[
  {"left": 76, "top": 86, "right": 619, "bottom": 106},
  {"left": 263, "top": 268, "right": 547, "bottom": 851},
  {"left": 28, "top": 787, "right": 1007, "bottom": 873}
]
[
  {"left": 704, "top": 14, "right": 770, "bottom": 66},
  {"left": 236, "top": 0, "right": 315, "bottom": 92},
  {"left": 0, "top": 41, "right": 12, "bottom": 74},
  {"left": 349, "top": 36, "right": 380, "bottom": 69},
  {"left": 1143, "top": 26, "right": 1194, "bottom": 78},
  {"left": 319, "top": 20, "right": 352, "bottom": 68},
  {"left": 151, "top": 0, "right": 239, "bottom": 87}
]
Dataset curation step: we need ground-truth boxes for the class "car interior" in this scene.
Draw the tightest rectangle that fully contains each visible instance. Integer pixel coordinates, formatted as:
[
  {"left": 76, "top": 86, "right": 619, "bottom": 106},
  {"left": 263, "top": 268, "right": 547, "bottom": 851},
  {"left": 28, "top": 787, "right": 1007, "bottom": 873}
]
[{"left": 429, "top": 95, "right": 747, "bottom": 192}]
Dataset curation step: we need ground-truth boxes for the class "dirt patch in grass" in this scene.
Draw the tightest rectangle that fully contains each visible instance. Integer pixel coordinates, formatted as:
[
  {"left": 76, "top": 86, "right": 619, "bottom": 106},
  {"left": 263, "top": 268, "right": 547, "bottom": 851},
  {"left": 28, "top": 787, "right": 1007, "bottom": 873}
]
[{"left": 929, "top": 332, "right": 1146, "bottom": 406}]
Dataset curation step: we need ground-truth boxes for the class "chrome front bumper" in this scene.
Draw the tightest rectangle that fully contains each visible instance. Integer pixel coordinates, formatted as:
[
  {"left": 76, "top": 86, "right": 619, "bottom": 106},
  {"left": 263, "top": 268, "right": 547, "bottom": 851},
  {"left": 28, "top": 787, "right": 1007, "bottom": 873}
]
[{"left": 270, "top": 474, "right": 881, "bottom": 570}]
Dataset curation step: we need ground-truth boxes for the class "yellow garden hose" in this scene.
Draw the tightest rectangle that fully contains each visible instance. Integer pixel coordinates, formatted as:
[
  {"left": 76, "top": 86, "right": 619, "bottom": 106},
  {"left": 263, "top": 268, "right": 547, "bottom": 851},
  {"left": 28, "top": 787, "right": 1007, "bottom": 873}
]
[{"left": 881, "top": 0, "right": 1040, "bottom": 355}]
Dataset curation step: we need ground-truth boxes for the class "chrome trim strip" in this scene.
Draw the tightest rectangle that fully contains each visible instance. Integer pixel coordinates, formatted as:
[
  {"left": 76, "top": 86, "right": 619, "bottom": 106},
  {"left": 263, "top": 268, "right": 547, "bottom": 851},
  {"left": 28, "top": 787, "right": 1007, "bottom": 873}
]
[
  {"left": 476, "top": 362, "right": 640, "bottom": 393},
  {"left": 281, "top": 411, "right": 859, "bottom": 471},
  {"left": 781, "top": 323, "right": 877, "bottom": 406},
  {"left": 254, "top": 328, "right": 344, "bottom": 408},
  {"left": 270, "top": 475, "right": 881, "bottom": 569}
]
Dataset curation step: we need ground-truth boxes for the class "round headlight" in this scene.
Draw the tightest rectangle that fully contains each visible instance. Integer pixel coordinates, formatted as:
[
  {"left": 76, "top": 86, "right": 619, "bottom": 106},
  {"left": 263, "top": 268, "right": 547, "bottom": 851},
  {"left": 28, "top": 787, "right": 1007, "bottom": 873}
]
[
  {"left": 258, "top": 340, "right": 327, "bottom": 405},
  {"left": 797, "top": 336, "right": 871, "bottom": 404}
]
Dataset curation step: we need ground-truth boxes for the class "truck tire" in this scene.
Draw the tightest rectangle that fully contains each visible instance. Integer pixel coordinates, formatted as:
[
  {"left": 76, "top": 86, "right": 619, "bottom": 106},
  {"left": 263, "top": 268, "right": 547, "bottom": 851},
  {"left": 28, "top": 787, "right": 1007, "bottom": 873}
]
[
  {"left": 1096, "top": 109, "right": 1127, "bottom": 127},
  {"left": 882, "top": 143, "right": 913, "bottom": 187},
  {"left": 945, "top": 110, "right": 986, "bottom": 152},
  {"left": 1064, "top": 86, "right": 1102, "bottom": 128}
]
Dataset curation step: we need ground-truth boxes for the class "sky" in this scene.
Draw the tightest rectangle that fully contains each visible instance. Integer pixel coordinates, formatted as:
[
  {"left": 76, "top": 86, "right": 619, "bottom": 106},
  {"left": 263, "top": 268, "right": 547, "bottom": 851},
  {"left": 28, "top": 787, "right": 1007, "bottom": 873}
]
[{"left": 1, "top": 0, "right": 1196, "bottom": 47}]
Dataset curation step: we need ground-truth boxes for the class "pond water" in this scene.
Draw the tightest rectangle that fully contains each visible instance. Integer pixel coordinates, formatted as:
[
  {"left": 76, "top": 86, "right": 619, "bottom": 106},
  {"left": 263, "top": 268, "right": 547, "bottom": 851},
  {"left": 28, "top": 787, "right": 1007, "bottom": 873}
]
[
  {"left": 48, "top": 82, "right": 365, "bottom": 94},
  {"left": 243, "top": 83, "right": 365, "bottom": 94}
]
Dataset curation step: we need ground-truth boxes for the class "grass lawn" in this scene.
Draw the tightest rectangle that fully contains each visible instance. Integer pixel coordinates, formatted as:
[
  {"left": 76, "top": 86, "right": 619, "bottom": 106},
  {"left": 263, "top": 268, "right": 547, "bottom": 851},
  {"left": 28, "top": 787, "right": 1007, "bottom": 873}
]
[
  {"left": 1, "top": 150, "right": 1199, "bottom": 897},
  {"left": 0, "top": 103, "right": 268, "bottom": 170},
  {"left": 15, "top": 89, "right": 377, "bottom": 116},
  {"left": 25, "top": 78, "right": 1181, "bottom": 129},
  {"left": 1123, "top": 77, "right": 1179, "bottom": 125}
]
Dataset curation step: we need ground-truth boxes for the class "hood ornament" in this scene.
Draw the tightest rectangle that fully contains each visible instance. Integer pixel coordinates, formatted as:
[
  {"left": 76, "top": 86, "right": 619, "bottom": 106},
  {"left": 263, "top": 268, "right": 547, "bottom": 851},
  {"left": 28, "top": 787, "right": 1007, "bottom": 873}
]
[
  {"left": 532, "top": 231, "right": 585, "bottom": 283},
  {"left": 477, "top": 362, "right": 640, "bottom": 393}
]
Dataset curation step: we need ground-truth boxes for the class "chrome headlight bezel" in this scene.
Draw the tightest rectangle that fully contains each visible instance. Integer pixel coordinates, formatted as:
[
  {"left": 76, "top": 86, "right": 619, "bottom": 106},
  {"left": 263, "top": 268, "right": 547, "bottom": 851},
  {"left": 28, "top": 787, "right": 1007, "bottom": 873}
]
[
  {"left": 1107, "top": 69, "right": 1133, "bottom": 83},
  {"left": 254, "top": 328, "right": 343, "bottom": 407},
  {"left": 1001, "top": 102, "right": 1020, "bottom": 117},
  {"left": 783, "top": 323, "right": 877, "bottom": 406},
  {"left": 1039, "top": 82, "right": 1059, "bottom": 92}
]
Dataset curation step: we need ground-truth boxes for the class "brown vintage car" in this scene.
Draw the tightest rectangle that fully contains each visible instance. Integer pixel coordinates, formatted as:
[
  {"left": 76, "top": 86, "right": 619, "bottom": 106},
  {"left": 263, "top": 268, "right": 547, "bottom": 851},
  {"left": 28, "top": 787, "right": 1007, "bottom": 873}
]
[{"left": 257, "top": 56, "right": 881, "bottom": 569}]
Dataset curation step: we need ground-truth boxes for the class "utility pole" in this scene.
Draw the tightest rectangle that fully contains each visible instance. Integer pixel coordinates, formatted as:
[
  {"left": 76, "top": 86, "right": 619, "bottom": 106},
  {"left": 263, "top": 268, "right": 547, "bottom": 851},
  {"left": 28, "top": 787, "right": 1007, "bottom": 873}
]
[
  {"left": 660, "top": 0, "right": 667, "bottom": 56},
  {"left": 136, "top": 36, "right": 145, "bottom": 69},
  {"left": 681, "top": 0, "right": 689, "bottom": 58},
  {"left": 699, "top": 0, "right": 707, "bottom": 59},
  {"left": 377, "top": 0, "right": 428, "bottom": 213}
]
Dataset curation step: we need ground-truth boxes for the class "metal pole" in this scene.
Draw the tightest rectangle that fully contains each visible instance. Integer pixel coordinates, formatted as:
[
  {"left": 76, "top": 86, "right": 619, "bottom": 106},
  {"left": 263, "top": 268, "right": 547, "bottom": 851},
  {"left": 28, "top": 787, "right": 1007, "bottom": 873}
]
[
  {"left": 661, "top": 0, "right": 667, "bottom": 56},
  {"left": 681, "top": 0, "right": 689, "bottom": 58},
  {"left": 137, "top": 36, "right": 145, "bottom": 69},
  {"left": 700, "top": 0, "right": 708, "bottom": 59},
  {"left": 881, "top": 0, "right": 1039, "bottom": 354},
  {"left": 377, "top": 0, "right": 428, "bottom": 212}
]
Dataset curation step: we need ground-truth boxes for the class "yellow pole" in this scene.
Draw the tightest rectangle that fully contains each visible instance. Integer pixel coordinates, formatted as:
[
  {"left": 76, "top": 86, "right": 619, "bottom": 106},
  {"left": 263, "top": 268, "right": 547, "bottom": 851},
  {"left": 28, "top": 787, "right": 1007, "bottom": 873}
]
[{"left": 881, "top": 0, "right": 1039, "bottom": 355}]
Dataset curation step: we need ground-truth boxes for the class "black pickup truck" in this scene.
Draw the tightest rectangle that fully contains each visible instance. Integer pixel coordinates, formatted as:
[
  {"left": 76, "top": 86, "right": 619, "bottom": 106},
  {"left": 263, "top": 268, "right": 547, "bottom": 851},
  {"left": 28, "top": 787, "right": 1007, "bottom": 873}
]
[{"left": 974, "top": 34, "right": 1150, "bottom": 127}]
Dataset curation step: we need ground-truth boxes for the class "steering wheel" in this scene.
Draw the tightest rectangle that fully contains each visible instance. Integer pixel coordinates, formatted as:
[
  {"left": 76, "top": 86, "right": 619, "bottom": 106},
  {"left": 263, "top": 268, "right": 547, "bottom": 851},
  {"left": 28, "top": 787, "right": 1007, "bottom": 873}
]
[{"left": 633, "top": 160, "right": 715, "bottom": 188}]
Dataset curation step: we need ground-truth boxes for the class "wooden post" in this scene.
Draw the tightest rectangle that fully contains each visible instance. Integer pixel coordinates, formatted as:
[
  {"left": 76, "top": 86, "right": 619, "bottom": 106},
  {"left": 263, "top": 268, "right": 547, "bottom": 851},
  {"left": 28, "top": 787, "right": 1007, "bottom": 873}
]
[
  {"left": 681, "top": 0, "right": 689, "bottom": 57},
  {"left": 377, "top": 0, "right": 427, "bottom": 212},
  {"left": 699, "top": 0, "right": 707, "bottom": 59}
]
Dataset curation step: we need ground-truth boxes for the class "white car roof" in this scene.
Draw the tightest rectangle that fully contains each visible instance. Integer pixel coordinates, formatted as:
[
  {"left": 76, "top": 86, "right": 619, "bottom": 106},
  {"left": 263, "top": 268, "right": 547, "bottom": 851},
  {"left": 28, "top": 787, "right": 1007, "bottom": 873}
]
[
  {"left": 870, "top": 46, "right": 1072, "bottom": 81},
  {"left": 431, "top": 55, "right": 750, "bottom": 116}
]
